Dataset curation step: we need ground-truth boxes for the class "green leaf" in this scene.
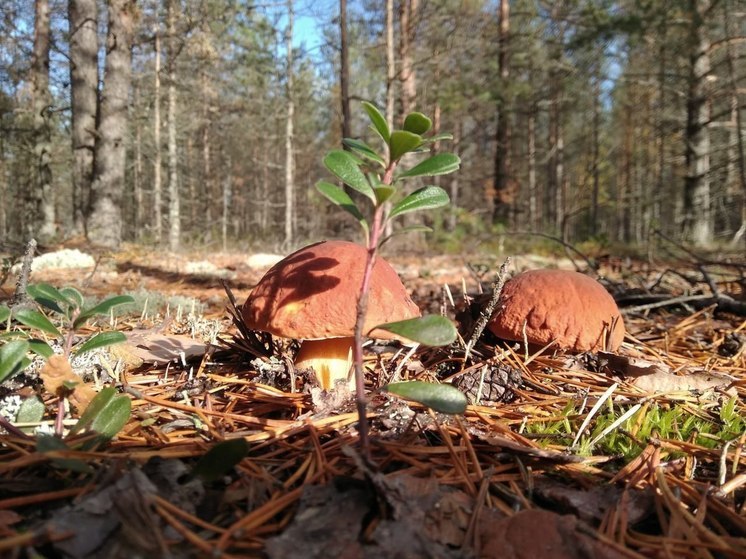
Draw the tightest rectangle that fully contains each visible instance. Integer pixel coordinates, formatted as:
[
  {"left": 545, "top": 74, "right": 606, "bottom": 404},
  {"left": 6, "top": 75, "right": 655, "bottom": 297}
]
[
  {"left": 403, "top": 112, "right": 432, "bottom": 135},
  {"left": 0, "top": 340, "right": 30, "bottom": 383},
  {"left": 422, "top": 132, "right": 453, "bottom": 143},
  {"left": 323, "top": 150, "right": 376, "bottom": 202},
  {"left": 0, "top": 305, "right": 11, "bottom": 324},
  {"left": 342, "top": 138, "right": 385, "bottom": 166},
  {"left": 13, "top": 309, "right": 61, "bottom": 337},
  {"left": 36, "top": 434, "right": 93, "bottom": 473},
  {"left": 316, "top": 181, "right": 368, "bottom": 229},
  {"left": 398, "top": 153, "right": 461, "bottom": 179},
  {"left": 375, "top": 315, "right": 457, "bottom": 347},
  {"left": 73, "top": 295, "right": 134, "bottom": 329},
  {"left": 59, "top": 287, "right": 85, "bottom": 309},
  {"left": 389, "top": 131, "right": 423, "bottom": 162},
  {"left": 16, "top": 395, "right": 45, "bottom": 431},
  {"left": 385, "top": 381, "right": 467, "bottom": 414},
  {"left": 27, "top": 339, "right": 54, "bottom": 358},
  {"left": 69, "top": 387, "right": 131, "bottom": 439},
  {"left": 73, "top": 331, "right": 127, "bottom": 355},
  {"left": 190, "top": 438, "right": 250, "bottom": 482},
  {"left": 389, "top": 186, "right": 450, "bottom": 219},
  {"left": 374, "top": 185, "right": 396, "bottom": 204},
  {"left": 362, "top": 101, "right": 390, "bottom": 143},
  {"left": 27, "top": 284, "right": 70, "bottom": 314}
]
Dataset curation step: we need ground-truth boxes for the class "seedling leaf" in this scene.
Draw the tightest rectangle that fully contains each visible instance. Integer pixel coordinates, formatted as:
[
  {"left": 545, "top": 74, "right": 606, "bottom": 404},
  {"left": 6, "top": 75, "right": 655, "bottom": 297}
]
[
  {"left": 73, "top": 331, "right": 127, "bottom": 355},
  {"left": 190, "top": 438, "right": 250, "bottom": 482},
  {"left": 59, "top": 287, "right": 84, "bottom": 309},
  {"left": 0, "top": 305, "right": 9, "bottom": 323},
  {"left": 389, "top": 186, "right": 450, "bottom": 219},
  {"left": 16, "top": 395, "right": 45, "bottom": 429},
  {"left": 27, "top": 339, "right": 54, "bottom": 358},
  {"left": 403, "top": 112, "right": 432, "bottom": 135},
  {"left": 0, "top": 340, "right": 30, "bottom": 383},
  {"left": 36, "top": 434, "right": 93, "bottom": 473},
  {"left": 27, "top": 284, "right": 70, "bottom": 314},
  {"left": 362, "top": 101, "right": 390, "bottom": 143},
  {"left": 73, "top": 295, "right": 135, "bottom": 329},
  {"left": 13, "top": 309, "right": 61, "bottom": 337},
  {"left": 398, "top": 153, "right": 461, "bottom": 179},
  {"left": 316, "top": 181, "right": 368, "bottom": 229},
  {"left": 389, "top": 130, "right": 422, "bottom": 162},
  {"left": 375, "top": 315, "right": 457, "bottom": 346},
  {"left": 385, "top": 381, "right": 467, "bottom": 414},
  {"left": 323, "top": 150, "right": 376, "bottom": 201},
  {"left": 342, "top": 138, "right": 385, "bottom": 166},
  {"left": 69, "top": 387, "right": 131, "bottom": 439}
]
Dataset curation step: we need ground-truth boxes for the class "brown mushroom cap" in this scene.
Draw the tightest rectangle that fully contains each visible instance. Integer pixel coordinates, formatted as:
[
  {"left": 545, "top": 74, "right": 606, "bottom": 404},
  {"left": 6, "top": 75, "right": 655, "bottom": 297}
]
[
  {"left": 242, "top": 240, "right": 421, "bottom": 341},
  {"left": 487, "top": 269, "right": 625, "bottom": 352}
]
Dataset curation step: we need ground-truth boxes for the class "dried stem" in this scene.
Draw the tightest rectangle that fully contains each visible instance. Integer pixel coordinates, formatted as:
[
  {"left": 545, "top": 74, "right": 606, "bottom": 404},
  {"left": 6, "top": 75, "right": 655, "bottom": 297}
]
[{"left": 464, "top": 257, "right": 511, "bottom": 362}]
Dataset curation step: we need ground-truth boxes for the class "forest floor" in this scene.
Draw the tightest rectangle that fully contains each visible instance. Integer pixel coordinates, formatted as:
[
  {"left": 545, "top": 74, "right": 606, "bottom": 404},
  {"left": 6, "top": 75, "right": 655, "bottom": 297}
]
[{"left": 0, "top": 241, "right": 745, "bottom": 558}]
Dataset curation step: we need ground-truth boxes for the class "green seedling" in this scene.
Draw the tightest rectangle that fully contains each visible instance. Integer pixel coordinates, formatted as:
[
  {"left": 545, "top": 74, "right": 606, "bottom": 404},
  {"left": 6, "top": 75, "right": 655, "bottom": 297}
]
[{"left": 316, "top": 102, "right": 463, "bottom": 455}]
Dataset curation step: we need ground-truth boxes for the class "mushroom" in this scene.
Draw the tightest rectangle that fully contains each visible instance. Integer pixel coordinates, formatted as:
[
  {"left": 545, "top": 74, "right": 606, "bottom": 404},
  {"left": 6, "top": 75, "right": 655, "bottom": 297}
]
[
  {"left": 488, "top": 269, "right": 625, "bottom": 352},
  {"left": 242, "top": 240, "right": 421, "bottom": 389}
]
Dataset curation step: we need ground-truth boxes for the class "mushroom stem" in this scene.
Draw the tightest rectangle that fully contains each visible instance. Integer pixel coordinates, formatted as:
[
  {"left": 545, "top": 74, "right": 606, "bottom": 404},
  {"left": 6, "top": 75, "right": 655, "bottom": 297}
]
[{"left": 295, "top": 337, "right": 354, "bottom": 390}]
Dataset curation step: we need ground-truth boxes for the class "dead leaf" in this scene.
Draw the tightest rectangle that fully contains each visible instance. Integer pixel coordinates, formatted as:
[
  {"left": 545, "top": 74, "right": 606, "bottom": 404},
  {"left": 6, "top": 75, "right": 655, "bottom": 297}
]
[
  {"left": 40, "top": 355, "right": 96, "bottom": 412},
  {"left": 599, "top": 352, "right": 735, "bottom": 397},
  {"left": 111, "top": 332, "right": 209, "bottom": 367},
  {"left": 478, "top": 508, "right": 630, "bottom": 559}
]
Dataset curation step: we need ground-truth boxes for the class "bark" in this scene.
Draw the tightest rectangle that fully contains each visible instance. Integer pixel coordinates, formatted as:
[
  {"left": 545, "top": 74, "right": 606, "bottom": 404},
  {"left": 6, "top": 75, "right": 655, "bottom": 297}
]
[
  {"left": 284, "top": 0, "right": 295, "bottom": 247},
  {"left": 339, "top": 0, "right": 351, "bottom": 143},
  {"left": 201, "top": 70, "right": 212, "bottom": 228},
  {"left": 166, "top": 0, "right": 180, "bottom": 252},
  {"left": 385, "top": 0, "right": 395, "bottom": 133},
  {"left": 399, "top": 0, "right": 418, "bottom": 119},
  {"left": 153, "top": 7, "right": 163, "bottom": 243},
  {"left": 86, "top": 0, "right": 135, "bottom": 248},
  {"left": 447, "top": 121, "right": 462, "bottom": 232},
  {"left": 133, "top": 82, "right": 143, "bottom": 237},
  {"left": 527, "top": 104, "right": 537, "bottom": 231},
  {"left": 684, "top": 0, "right": 713, "bottom": 246},
  {"left": 31, "top": 0, "right": 54, "bottom": 241},
  {"left": 68, "top": 0, "right": 98, "bottom": 237},
  {"left": 590, "top": 68, "right": 600, "bottom": 236},
  {"left": 493, "top": 0, "right": 513, "bottom": 223}
]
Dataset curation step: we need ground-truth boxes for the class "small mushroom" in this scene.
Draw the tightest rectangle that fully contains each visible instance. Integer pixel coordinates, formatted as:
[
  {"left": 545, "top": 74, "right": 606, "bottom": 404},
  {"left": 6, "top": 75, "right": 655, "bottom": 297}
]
[
  {"left": 242, "top": 240, "right": 421, "bottom": 390},
  {"left": 488, "top": 269, "right": 625, "bottom": 352}
]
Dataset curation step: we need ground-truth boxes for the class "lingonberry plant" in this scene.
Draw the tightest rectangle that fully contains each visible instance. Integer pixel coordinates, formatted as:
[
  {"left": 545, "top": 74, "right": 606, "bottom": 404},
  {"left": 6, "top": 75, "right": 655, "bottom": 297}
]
[{"left": 316, "top": 102, "right": 467, "bottom": 455}]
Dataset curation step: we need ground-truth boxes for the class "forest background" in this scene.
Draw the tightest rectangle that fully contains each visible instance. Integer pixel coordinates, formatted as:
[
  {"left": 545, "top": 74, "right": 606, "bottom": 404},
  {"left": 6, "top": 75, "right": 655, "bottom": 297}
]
[{"left": 0, "top": 0, "right": 744, "bottom": 255}]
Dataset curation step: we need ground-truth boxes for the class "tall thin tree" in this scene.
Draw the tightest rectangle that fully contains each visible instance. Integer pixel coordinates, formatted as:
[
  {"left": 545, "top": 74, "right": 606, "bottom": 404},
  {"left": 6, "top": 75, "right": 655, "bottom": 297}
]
[
  {"left": 166, "top": 0, "right": 180, "bottom": 251},
  {"left": 31, "top": 0, "right": 54, "bottom": 241},
  {"left": 284, "top": 0, "right": 295, "bottom": 247},
  {"left": 68, "top": 0, "right": 98, "bottom": 237},
  {"left": 86, "top": 0, "right": 136, "bottom": 248}
]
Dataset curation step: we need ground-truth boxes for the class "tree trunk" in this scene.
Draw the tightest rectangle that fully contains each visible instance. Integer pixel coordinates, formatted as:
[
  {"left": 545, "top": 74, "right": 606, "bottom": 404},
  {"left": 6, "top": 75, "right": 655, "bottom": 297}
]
[
  {"left": 447, "top": 121, "right": 462, "bottom": 232},
  {"left": 284, "top": 0, "right": 295, "bottom": 247},
  {"left": 31, "top": 0, "right": 54, "bottom": 241},
  {"left": 399, "top": 0, "right": 418, "bottom": 119},
  {"left": 492, "top": 0, "right": 513, "bottom": 223},
  {"left": 153, "top": 8, "right": 163, "bottom": 243},
  {"left": 68, "top": 0, "right": 98, "bottom": 237},
  {"left": 201, "top": 70, "right": 212, "bottom": 230},
  {"left": 86, "top": 0, "right": 135, "bottom": 248},
  {"left": 590, "top": 67, "right": 601, "bottom": 236},
  {"left": 385, "top": 0, "right": 395, "bottom": 132},
  {"left": 222, "top": 159, "right": 231, "bottom": 252},
  {"left": 527, "top": 103, "right": 537, "bottom": 231},
  {"left": 684, "top": 0, "right": 713, "bottom": 246},
  {"left": 339, "top": 0, "right": 351, "bottom": 144},
  {"left": 134, "top": 82, "right": 143, "bottom": 238},
  {"left": 166, "top": 0, "right": 180, "bottom": 252}
]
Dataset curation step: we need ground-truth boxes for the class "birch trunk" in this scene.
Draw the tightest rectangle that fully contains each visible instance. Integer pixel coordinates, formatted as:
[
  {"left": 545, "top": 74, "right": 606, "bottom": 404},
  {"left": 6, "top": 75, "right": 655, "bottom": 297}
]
[
  {"left": 284, "top": 0, "right": 295, "bottom": 247},
  {"left": 399, "top": 0, "right": 418, "bottom": 119},
  {"left": 153, "top": 9, "right": 163, "bottom": 243},
  {"left": 68, "top": 0, "right": 98, "bottom": 236},
  {"left": 166, "top": 0, "right": 180, "bottom": 251},
  {"left": 86, "top": 0, "right": 135, "bottom": 248}
]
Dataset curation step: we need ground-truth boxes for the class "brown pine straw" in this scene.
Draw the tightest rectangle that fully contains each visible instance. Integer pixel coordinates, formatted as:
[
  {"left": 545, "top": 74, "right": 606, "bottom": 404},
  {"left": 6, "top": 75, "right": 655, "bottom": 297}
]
[{"left": 0, "top": 486, "right": 86, "bottom": 510}]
